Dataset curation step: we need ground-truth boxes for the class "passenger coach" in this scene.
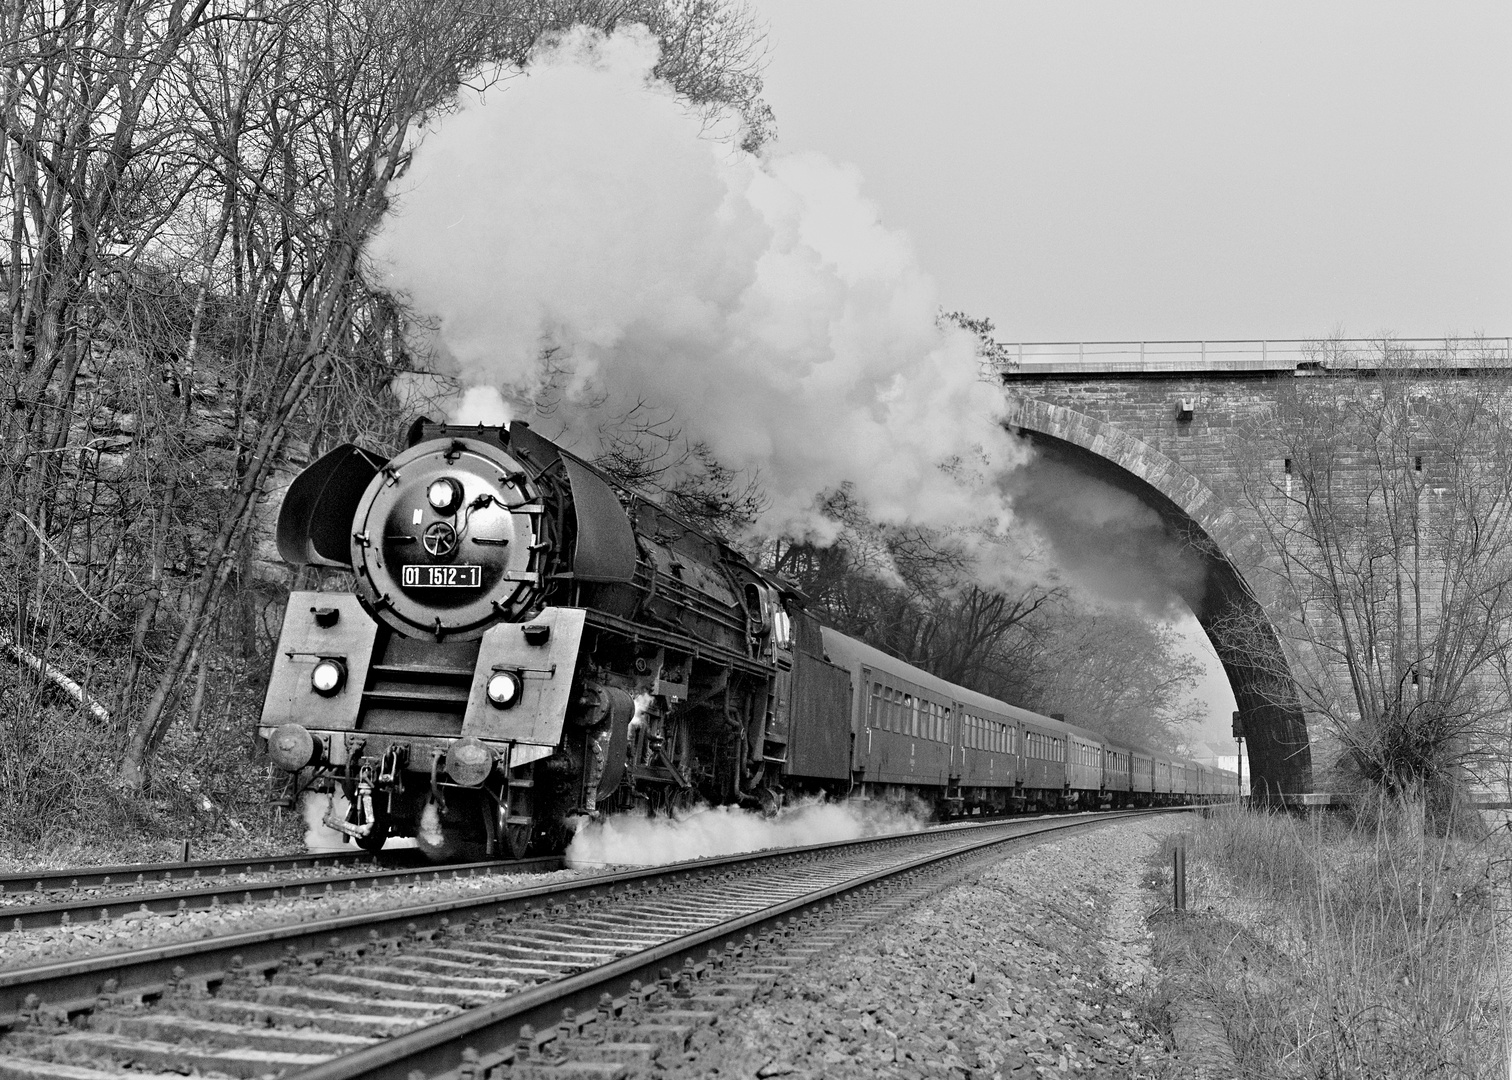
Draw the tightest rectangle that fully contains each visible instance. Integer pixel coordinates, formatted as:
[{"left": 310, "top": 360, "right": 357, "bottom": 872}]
[{"left": 799, "top": 619, "right": 1236, "bottom": 814}]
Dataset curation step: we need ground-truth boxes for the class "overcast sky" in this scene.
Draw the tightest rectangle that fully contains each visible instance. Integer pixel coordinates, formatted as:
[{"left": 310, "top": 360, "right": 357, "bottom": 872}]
[
  {"left": 748, "top": 2, "right": 1512, "bottom": 751},
  {"left": 751, "top": 1, "right": 1512, "bottom": 345}
]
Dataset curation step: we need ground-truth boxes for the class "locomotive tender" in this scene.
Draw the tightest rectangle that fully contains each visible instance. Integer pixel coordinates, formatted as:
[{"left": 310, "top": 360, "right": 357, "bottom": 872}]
[{"left": 260, "top": 420, "right": 1236, "bottom": 857}]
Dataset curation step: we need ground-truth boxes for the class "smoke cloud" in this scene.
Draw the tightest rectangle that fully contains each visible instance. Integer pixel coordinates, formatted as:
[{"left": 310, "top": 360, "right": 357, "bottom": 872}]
[
  {"left": 301, "top": 791, "right": 348, "bottom": 853},
  {"left": 1000, "top": 451, "right": 1208, "bottom": 615},
  {"left": 368, "top": 26, "right": 1022, "bottom": 541},
  {"left": 564, "top": 797, "right": 928, "bottom": 868}
]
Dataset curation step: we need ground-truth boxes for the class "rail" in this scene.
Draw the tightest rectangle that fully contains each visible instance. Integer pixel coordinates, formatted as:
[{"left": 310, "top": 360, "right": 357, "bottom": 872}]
[{"left": 992, "top": 336, "right": 1512, "bottom": 375}]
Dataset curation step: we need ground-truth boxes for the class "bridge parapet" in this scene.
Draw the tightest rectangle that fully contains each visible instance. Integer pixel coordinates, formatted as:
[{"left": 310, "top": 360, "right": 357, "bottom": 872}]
[{"left": 994, "top": 337, "right": 1512, "bottom": 376}]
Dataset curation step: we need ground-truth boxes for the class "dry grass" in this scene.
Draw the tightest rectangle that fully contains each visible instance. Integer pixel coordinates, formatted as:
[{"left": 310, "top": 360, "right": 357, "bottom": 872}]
[
  {"left": 0, "top": 665, "right": 303, "bottom": 869},
  {"left": 1149, "top": 803, "right": 1509, "bottom": 1079}
]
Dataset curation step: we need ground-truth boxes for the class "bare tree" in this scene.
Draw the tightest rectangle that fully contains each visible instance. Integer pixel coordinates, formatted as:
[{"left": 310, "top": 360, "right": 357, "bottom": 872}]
[
  {"left": 118, "top": 0, "right": 514, "bottom": 788},
  {"left": 1222, "top": 337, "right": 1512, "bottom": 814},
  {"left": 1013, "top": 598, "right": 1207, "bottom": 751},
  {"left": 0, "top": 0, "right": 778, "bottom": 798}
]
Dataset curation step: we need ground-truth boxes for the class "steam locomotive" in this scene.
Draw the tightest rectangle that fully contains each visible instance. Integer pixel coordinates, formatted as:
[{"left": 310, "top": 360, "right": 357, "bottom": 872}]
[{"left": 260, "top": 420, "right": 1236, "bottom": 858}]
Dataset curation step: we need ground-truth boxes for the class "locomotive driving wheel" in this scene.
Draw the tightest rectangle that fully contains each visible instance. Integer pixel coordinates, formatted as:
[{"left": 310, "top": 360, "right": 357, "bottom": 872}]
[{"left": 498, "top": 762, "right": 536, "bottom": 859}]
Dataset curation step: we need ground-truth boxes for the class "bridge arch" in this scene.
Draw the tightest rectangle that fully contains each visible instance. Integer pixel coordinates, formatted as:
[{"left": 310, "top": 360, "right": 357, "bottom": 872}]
[{"left": 1001, "top": 397, "right": 1313, "bottom": 798}]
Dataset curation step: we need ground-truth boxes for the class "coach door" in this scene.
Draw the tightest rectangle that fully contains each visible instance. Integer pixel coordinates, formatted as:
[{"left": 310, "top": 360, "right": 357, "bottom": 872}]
[{"left": 786, "top": 615, "right": 853, "bottom": 780}]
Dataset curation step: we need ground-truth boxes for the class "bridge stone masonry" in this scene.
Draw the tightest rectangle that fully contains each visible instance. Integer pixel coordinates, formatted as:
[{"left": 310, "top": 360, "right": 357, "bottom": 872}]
[{"left": 992, "top": 337, "right": 1512, "bottom": 804}]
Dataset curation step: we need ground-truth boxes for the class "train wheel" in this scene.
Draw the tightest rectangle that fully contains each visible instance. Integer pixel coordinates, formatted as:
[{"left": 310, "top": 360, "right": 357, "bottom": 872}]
[{"left": 500, "top": 762, "right": 536, "bottom": 859}]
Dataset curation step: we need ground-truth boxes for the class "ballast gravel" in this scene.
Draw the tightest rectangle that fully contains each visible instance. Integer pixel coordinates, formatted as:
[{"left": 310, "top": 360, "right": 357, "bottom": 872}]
[
  {"left": 669, "top": 816, "right": 1189, "bottom": 1079},
  {"left": 0, "top": 866, "right": 587, "bottom": 971}
]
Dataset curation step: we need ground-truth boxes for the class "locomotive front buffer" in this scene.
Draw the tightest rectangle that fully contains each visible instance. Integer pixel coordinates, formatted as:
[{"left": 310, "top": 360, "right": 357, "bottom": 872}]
[{"left": 260, "top": 594, "right": 587, "bottom": 859}]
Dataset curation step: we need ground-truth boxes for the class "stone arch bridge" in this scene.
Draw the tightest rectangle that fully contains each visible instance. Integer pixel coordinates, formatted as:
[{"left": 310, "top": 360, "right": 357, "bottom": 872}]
[{"left": 995, "top": 336, "right": 1512, "bottom": 801}]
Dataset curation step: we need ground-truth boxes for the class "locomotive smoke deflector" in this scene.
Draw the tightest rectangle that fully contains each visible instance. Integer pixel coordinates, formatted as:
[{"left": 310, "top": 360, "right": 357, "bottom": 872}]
[
  {"left": 277, "top": 443, "right": 387, "bottom": 569},
  {"left": 559, "top": 454, "right": 637, "bottom": 583}
]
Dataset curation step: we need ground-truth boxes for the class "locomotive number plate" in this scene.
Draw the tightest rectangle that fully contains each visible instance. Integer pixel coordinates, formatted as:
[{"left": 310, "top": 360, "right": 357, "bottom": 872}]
[{"left": 402, "top": 564, "right": 482, "bottom": 588}]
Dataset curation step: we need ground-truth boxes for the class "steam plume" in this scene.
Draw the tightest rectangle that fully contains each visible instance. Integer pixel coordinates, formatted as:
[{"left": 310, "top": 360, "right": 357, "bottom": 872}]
[
  {"left": 565, "top": 797, "right": 927, "bottom": 868},
  {"left": 301, "top": 791, "right": 349, "bottom": 853},
  {"left": 1001, "top": 451, "right": 1208, "bottom": 615},
  {"left": 368, "top": 26, "right": 1022, "bottom": 541}
]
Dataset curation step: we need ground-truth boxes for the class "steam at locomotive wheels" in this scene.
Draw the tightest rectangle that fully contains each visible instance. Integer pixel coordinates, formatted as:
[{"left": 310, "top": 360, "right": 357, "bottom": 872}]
[{"left": 261, "top": 420, "right": 1236, "bottom": 859}]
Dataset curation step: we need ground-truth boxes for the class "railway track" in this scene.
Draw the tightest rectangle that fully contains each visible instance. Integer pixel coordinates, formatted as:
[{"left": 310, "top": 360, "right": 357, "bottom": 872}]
[
  {"left": 0, "top": 852, "right": 397, "bottom": 897},
  {"left": 0, "top": 855, "right": 566, "bottom": 933},
  {"left": 0, "top": 808, "right": 1187, "bottom": 1080}
]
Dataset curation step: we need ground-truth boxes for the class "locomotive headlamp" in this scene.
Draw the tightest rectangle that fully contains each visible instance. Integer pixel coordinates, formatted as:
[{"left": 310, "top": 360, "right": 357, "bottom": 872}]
[
  {"left": 310, "top": 658, "right": 347, "bottom": 697},
  {"left": 485, "top": 670, "right": 523, "bottom": 709},
  {"left": 426, "top": 477, "right": 463, "bottom": 514}
]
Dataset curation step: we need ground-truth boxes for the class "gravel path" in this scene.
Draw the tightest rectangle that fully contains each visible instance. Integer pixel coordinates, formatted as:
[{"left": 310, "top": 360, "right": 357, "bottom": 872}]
[{"left": 669, "top": 816, "right": 1190, "bottom": 1079}]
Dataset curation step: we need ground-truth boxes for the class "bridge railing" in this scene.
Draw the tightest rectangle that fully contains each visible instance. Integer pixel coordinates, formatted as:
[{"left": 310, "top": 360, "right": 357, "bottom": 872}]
[{"left": 992, "top": 336, "right": 1512, "bottom": 375}]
